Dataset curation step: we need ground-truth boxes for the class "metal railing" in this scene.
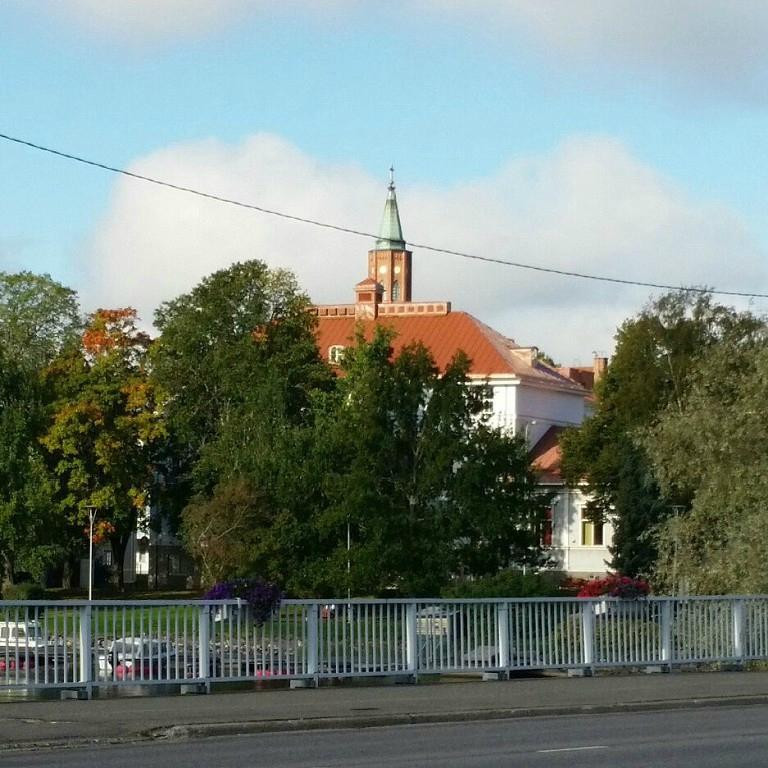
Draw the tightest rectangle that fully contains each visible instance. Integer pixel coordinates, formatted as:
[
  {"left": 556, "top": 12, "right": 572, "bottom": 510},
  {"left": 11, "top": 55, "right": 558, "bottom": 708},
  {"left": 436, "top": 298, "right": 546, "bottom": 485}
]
[{"left": 1, "top": 596, "right": 766, "bottom": 694}]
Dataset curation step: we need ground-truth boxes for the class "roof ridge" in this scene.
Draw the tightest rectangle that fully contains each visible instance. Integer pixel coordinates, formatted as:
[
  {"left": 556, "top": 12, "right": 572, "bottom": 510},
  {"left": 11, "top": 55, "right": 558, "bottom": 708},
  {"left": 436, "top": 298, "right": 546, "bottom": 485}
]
[{"left": 457, "top": 313, "right": 585, "bottom": 390}]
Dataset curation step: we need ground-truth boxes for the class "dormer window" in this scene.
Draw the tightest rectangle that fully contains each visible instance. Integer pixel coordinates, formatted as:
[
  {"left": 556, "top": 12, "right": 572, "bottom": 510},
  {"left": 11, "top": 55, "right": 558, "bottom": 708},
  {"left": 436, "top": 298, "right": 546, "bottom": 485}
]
[{"left": 328, "top": 345, "right": 346, "bottom": 366}]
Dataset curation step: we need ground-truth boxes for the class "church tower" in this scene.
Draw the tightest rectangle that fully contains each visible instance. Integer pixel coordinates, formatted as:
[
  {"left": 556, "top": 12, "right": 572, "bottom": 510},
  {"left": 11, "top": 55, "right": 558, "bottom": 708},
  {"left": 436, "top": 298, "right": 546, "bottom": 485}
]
[{"left": 367, "top": 168, "right": 412, "bottom": 303}]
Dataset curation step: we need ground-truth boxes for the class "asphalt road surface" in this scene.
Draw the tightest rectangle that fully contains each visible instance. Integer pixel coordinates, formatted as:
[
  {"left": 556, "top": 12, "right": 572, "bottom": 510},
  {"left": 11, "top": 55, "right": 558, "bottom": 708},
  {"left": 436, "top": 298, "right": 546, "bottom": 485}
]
[{"left": 5, "top": 705, "right": 768, "bottom": 767}]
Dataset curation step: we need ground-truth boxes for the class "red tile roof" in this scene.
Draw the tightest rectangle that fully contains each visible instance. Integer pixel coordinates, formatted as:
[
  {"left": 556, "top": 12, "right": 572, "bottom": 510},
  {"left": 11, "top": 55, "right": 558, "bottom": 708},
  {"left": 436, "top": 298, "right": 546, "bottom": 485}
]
[
  {"left": 315, "top": 311, "right": 586, "bottom": 392},
  {"left": 529, "top": 425, "right": 565, "bottom": 484}
]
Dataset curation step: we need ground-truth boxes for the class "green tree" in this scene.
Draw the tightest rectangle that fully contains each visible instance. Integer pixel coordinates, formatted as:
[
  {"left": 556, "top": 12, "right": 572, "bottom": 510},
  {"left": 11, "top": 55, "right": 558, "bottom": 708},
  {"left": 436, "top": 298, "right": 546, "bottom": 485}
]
[
  {"left": 561, "top": 291, "right": 761, "bottom": 577},
  {"left": 181, "top": 477, "right": 265, "bottom": 586},
  {"left": 0, "top": 272, "right": 81, "bottom": 587},
  {"left": 645, "top": 328, "right": 768, "bottom": 593},
  {"left": 41, "top": 309, "right": 163, "bottom": 589},
  {"left": 311, "top": 327, "right": 550, "bottom": 596},
  {"left": 0, "top": 350, "right": 59, "bottom": 586},
  {"left": 0, "top": 271, "right": 80, "bottom": 371},
  {"left": 152, "top": 260, "right": 332, "bottom": 518},
  {"left": 180, "top": 324, "right": 549, "bottom": 597}
]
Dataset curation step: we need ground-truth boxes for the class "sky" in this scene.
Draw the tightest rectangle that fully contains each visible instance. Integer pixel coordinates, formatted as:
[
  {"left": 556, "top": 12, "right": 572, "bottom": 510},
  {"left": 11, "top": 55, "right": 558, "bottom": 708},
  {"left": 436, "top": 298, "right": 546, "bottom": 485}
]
[{"left": 2, "top": 0, "right": 768, "bottom": 363}]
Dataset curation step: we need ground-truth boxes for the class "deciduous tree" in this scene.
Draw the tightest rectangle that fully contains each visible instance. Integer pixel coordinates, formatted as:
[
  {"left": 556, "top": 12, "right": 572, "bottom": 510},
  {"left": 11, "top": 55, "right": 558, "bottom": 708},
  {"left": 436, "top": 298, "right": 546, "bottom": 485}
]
[
  {"left": 152, "top": 260, "right": 332, "bottom": 519},
  {"left": 310, "top": 327, "right": 550, "bottom": 596},
  {"left": 0, "top": 351, "right": 58, "bottom": 586},
  {"left": 646, "top": 329, "right": 768, "bottom": 593},
  {"left": 42, "top": 309, "right": 163, "bottom": 589},
  {"left": 0, "top": 271, "right": 80, "bottom": 371},
  {"left": 561, "top": 291, "right": 762, "bottom": 577}
]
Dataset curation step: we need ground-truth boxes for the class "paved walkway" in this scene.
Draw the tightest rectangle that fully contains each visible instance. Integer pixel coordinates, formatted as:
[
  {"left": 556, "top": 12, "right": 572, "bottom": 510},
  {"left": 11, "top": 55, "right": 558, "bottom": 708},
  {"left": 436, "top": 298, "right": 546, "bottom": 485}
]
[{"left": 2, "top": 671, "right": 768, "bottom": 749}]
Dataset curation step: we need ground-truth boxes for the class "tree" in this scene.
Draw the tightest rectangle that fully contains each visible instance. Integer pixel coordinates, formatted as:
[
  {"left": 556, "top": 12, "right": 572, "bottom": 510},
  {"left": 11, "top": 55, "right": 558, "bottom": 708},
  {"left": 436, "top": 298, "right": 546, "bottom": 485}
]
[
  {"left": 0, "top": 350, "right": 59, "bottom": 586},
  {"left": 0, "top": 271, "right": 80, "bottom": 371},
  {"left": 561, "top": 291, "right": 761, "bottom": 577},
  {"left": 152, "top": 260, "right": 332, "bottom": 517},
  {"left": 41, "top": 309, "right": 163, "bottom": 589},
  {"left": 310, "top": 326, "right": 550, "bottom": 596},
  {"left": 181, "top": 477, "right": 266, "bottom": 586},
  {"left": 645, "top": 328, "right": 768, "bottom": 593},
  {"left": 0, "top": 272, "right": 81, "bottom": 587},
  {"left": 179, "top": 323, "right": 549, "bottom": 597}
]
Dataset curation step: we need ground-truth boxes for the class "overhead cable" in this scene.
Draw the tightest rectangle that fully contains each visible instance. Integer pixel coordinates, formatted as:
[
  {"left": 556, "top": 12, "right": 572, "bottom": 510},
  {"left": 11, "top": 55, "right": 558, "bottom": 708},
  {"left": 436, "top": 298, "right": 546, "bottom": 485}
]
[{"left": 1, "top": 131, "right": 766, "bottom": 299}]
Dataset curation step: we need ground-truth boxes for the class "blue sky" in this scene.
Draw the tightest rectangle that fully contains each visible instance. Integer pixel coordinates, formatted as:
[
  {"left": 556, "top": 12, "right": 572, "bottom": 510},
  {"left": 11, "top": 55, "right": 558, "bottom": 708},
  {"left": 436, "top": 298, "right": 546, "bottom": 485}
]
[{"left": 2, "top": 1, "right": 768, "bottom": 360}]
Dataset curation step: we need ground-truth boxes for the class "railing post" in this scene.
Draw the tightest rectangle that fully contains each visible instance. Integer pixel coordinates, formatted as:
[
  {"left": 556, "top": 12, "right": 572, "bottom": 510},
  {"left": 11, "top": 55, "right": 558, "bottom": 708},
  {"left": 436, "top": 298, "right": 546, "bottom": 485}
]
[
  {"left": 581, "top": 600, "right": 594, "bottom": 674},
  {"left": 306, "top": 603, "right": 319, "bottom": 682},
  {"left": 78, "top": 604, "right": 93, "bottom": 699},
  {"left": 660, "top": 599, "right": 673, "bottom": 669},
  {"left": 198, "top": 604, "right": 211, "bottom": 692},
  {"left": 496, "top": 602, "right": 510, "bottom": 672},
  {"left": 732, "top": 599, "right": 746, "bottom": 664},
  {"left": 406, "top": 603, "right": 418, "bottom": 678}
]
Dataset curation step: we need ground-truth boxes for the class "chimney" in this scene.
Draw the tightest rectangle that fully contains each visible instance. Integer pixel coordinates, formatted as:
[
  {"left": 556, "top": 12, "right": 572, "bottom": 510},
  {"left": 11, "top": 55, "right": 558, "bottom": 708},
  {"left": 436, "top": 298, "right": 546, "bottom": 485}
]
[
  {"left": 511, "top": 346, "right": 538, "bottom": 367},
  {"left": 593, "top": 355, "right": 608, "bottom": 382},
  {"left": 354, "top": 277, "right": 383, "bottom": 319}
]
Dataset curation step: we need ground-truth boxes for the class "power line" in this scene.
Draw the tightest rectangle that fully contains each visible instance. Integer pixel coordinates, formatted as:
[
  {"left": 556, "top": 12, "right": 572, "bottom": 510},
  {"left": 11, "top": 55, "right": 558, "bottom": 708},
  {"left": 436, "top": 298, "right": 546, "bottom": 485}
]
[{"left": 2, "top": 130, "right": 767, "bottom": 300}]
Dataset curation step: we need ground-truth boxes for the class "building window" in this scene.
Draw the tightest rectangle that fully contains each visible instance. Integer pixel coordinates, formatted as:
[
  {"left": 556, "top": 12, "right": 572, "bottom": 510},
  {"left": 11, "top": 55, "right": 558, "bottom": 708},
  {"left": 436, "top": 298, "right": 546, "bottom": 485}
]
[
  {"left": 540, "top": 506, "right": 553, "bottom": 548},
  {"left": 101, "top": 550, "right": 113, "bottom": 567},
  {"left": 392, "top": 280, "right": 400, "bottom": 301},
  {"left": 580, "top": 509, "right": 604, "bottom": 546},
  {"left": 328, "top": 345, "right": 345, "bottom": 365}
]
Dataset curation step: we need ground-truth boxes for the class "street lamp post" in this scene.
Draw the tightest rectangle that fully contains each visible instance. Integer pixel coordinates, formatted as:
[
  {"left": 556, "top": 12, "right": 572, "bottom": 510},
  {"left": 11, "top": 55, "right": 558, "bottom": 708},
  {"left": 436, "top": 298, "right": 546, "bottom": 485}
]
[
  {"left": 86, "top": 505, "right": 97, "bottom": 601},
  {"left": 346, "top": 519, "right": 351, "bottom": 603}
]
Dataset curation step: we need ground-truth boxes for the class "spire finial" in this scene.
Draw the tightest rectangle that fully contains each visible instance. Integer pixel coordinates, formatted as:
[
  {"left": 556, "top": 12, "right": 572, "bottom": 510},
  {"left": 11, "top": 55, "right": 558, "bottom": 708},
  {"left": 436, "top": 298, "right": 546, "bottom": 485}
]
[{"left": 374, "top": 166, "right": 405, "bottom": 251}]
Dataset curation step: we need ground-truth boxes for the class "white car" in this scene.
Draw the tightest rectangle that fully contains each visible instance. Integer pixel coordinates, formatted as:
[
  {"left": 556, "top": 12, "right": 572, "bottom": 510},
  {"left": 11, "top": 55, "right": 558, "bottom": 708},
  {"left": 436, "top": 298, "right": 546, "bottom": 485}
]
[
  {"left": 0, "top": 621, "right": 60, "bottom": 673},
  {"left": 107, "top": 637, "right": 176, "bottom": 680}
]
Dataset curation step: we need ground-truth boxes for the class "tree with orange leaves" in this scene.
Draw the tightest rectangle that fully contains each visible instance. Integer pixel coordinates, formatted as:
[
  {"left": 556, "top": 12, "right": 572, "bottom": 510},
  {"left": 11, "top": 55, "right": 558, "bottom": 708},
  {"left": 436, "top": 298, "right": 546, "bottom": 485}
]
[{"left": 42, "top": 308, "right": 163, "bottom": 590}]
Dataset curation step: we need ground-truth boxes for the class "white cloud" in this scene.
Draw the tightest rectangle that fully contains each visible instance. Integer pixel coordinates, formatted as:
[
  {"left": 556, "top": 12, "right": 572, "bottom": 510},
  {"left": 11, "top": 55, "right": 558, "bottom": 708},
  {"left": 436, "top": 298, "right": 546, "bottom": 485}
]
[
  {"left": 39, "top": 0, "right": 768, "bottom": 93},
  {"left": 42, "top": 0, "right": 253, "bottom": 44},
  {"left": 42, "top": 0, "right": 356, "bottom": 45},
  {"left": 422, "top": 0, "right": 768, "bottom": 96},
  {"left": 82, "top": 133, "right": 767, "bottom": 363}
]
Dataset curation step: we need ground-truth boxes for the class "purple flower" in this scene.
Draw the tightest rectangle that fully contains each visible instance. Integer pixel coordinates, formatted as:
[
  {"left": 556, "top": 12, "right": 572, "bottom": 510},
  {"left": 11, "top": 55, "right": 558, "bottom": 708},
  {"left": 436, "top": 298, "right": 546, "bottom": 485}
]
[{"left": 205, "top": 578, "right": 283, "bottom": 625}]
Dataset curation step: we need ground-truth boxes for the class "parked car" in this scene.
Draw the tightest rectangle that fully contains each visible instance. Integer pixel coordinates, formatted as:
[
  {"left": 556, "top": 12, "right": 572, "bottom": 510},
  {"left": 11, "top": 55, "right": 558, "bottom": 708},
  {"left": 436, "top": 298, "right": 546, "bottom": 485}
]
[
  {"left": 0, "top": 621, "right": 60, "bottom": 674},
  {"left": 108, "top": 637, "right": 176, "bottom": 681},
  {"left": 0, "top": 621, "right": 53, "bottom": 651}
]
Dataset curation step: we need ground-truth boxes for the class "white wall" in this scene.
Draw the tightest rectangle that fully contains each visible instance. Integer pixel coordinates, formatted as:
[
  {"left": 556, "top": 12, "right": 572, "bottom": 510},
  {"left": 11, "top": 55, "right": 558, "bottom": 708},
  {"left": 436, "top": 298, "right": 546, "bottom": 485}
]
[
  {"left": 473, "top": 375, "right": 609, "bottom": 577},
  {"left": 516, "top": 383, "right": 586, "bottom": 445},
  {"left": 547, "top": 487, "right": 614, "bottom": 577},
  {"left": 488, "top": 380, "right": 517, "bottom": 430}
]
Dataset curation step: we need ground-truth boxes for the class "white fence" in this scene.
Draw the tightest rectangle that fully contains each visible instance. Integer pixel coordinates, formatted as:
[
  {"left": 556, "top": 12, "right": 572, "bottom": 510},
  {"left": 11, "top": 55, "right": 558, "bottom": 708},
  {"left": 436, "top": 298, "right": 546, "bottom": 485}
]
[{"left": 0, "top": 596, "right": 765, "bottom": 694}]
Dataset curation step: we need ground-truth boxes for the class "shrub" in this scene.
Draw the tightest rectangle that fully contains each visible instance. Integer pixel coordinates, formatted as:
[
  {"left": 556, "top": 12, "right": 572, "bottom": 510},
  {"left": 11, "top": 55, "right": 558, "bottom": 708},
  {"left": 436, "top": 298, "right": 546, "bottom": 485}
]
[
  {"left": 204, "top": 578, "right": 282, "bottom": 625},
  {"left": 2, "top": 582, "right": 46, "bottom": 600},
  {"left": 577, "top": 574, "right": 650, "bottom": 599},
  {"left": 442, "top": 570, "right": 562, "bottom": 599}
]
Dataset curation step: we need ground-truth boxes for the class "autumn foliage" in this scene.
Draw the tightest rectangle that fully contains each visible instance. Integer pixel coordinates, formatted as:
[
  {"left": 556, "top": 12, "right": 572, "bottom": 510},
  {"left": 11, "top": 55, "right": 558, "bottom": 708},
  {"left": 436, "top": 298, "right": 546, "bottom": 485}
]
[
  {"left": 85, "top": 520, "right": 116, "bottom": 546},
  {"left": 42, "top": 306, "right": 162, "bottom": 588},
  {"left": 82, "top": 308, "right": 150, "bottom": 358}
]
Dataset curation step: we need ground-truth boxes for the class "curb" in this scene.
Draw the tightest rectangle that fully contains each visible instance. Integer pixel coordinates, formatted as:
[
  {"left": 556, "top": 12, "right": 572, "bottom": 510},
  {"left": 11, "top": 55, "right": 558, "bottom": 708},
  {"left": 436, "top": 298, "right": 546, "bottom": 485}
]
[
  {"left": 4, "top": 693, "right": 768, "bottom": 753},
  {"left": 150, "top": 693, "right": 768, "bottom": 739}
]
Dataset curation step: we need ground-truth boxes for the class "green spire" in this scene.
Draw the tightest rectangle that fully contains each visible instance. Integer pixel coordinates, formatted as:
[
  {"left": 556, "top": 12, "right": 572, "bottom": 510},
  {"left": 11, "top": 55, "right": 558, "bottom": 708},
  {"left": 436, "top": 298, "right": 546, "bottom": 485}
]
[{"left": 374, "top": 167, "right": 406, "bottom": 251}]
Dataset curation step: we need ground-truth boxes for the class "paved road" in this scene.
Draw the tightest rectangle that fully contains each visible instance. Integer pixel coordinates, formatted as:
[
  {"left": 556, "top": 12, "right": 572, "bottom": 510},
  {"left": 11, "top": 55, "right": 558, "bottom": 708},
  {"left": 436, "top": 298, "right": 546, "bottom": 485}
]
[
  {"left": 5, "top": 705, "right": 768, "bottom": 767},
  {"left": 5, "top": 671, "right": 768, "bottom": 748}
]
